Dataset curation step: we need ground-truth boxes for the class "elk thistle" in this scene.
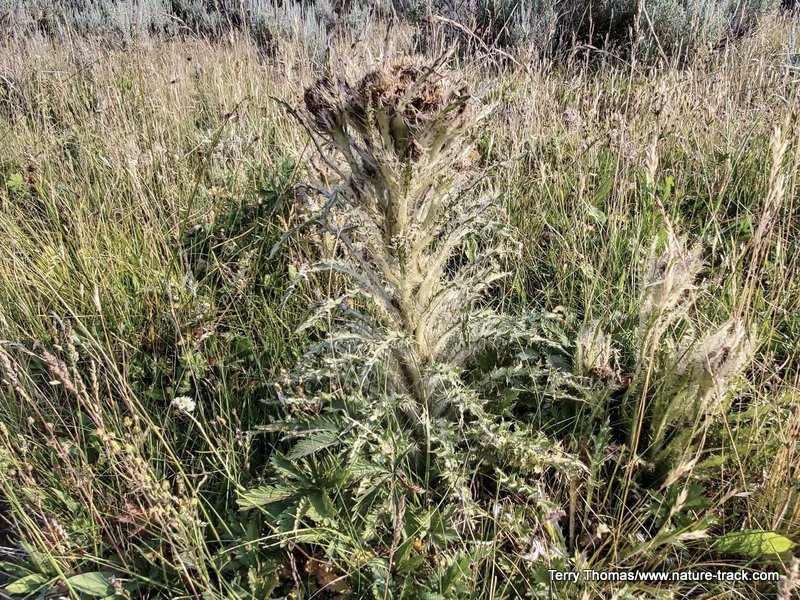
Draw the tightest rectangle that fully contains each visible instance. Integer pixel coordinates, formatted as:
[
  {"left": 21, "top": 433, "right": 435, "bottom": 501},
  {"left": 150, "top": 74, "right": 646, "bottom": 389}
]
[
  {"left": 647, "top": 318, "right": 754, "bottom": 475},
  {"left": 624, "top": 230, "right": 755, "bottom": 479},
  {"left": 245, "top": 62, "right": 583, "bottom": 586},
  {"left": 638, "top": 229, "right": 702, "bottom": 348},
  {"left": 581, "top": 230, "right": 756, "bottom": 483},
  {"left": 296, "top": 59, "right": 523, "bottom": 417}
]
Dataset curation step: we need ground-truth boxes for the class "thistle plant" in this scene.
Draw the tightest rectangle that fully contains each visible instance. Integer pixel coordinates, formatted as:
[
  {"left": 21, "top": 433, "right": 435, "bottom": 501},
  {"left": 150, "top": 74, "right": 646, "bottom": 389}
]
[
  {"left": 285, "top": 58, "right": 563, "bottom": 426},
  {"left": 578, "top": 229, "right": 756, "bottom": 482},
  {"left": 638, "top": 233, "right": 755, "bottom": 477},
  {"left": 243, "top": 59, "right": 581, "bottom": 594},
  {"left": 245, "top": 60, "right": 761, "bottom": 595}
]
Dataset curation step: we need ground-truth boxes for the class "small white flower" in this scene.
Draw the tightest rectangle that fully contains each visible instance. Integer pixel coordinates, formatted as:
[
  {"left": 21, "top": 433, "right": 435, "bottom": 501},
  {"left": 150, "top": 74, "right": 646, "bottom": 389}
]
[{"left": 171, "top": 396, "right": 196, "bottom": 414}]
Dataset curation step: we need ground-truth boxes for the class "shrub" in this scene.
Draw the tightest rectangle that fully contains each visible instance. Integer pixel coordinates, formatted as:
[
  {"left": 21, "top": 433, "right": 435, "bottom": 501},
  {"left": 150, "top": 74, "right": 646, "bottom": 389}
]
[
  {"left": 0, "top": 0, "right": 782, "bottom": 62},
  {"left": 421, "top": 0, "right": 781, "bottom": 60}
]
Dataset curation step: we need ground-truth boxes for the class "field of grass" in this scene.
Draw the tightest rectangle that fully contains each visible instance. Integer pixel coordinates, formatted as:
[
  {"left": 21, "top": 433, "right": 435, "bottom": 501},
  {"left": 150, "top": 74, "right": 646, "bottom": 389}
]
[{"left": 1, "top": 8, "right": 799, "bottom": 600}]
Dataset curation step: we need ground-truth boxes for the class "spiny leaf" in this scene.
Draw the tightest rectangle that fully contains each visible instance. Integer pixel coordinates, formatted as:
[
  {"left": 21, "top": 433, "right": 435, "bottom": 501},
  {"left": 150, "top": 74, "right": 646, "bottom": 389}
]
[
  {"left": 287, "top": 431, "right": 339, "bottom": 459},
  {"left": 238, "top": 485, "right": 296, "bottom": 509}
]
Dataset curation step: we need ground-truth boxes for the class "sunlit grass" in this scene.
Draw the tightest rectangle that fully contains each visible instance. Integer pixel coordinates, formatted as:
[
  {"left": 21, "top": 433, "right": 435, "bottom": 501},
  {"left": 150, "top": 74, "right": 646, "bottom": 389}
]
[{"left": 0, "top": 16, "right": 798, "bottom": 599}]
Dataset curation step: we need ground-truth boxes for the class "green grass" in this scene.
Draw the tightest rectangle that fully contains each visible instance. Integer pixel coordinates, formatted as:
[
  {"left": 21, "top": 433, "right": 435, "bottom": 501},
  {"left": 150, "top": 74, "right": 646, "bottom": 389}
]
[{"left": 0, "top": 17, "right": 798, "bottom": 600}]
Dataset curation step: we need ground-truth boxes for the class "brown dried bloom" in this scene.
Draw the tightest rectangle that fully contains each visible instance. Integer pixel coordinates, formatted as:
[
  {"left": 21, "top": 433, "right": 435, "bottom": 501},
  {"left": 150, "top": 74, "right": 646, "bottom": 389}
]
[
  {"left": 304, "top": 58, "right": 475, "bottom": 178},
  {"left": 303, "top": 76, "right": 340, "bottom": 128}
]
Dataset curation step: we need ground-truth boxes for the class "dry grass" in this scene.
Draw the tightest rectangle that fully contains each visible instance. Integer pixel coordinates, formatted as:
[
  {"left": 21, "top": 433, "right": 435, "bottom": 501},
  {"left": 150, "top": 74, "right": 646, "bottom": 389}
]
[{"left": 0, "top": 12, "right": 799, "bottom": 599}]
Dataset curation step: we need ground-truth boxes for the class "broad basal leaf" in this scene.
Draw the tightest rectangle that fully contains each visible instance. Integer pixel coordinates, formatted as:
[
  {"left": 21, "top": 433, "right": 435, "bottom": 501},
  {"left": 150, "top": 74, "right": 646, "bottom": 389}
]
[
  {"left": 715, "top": 530, "right": 796, "bottom": 557},
  {"left": 65, "top": 571, "right": 116, "bottom": 597},
  {"left": 238, "top": 485, "right": 296, "bottom": 509},
  {"left": 4, "top": 573, "right": 50, "bottom": 595}
]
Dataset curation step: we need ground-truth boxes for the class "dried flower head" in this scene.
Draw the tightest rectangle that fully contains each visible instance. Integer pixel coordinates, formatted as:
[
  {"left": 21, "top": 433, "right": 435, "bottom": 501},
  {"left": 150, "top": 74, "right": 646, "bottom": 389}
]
[
  {"left": 303, "top": 76, "right": 340, "bottom": 128},
  {"left": 304, "top": 58, "right": 478, "bottom": 194}
]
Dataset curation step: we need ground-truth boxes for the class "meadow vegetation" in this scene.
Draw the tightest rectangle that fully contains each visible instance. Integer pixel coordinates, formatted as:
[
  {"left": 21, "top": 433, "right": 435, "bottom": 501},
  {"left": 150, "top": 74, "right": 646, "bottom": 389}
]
[{"left": 0, "top": 3, "right": 799, "bottom": 599}]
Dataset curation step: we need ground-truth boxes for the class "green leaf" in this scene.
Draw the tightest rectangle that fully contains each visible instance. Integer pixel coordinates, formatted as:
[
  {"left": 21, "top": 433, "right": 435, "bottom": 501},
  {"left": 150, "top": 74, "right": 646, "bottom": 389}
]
[
  {"left": 65, "top": 571, "right": 116, "bottom": 596},
  {"left": 238, "top": 484, "right": 296, "bottom": 509},
  {"left": 287, "top": 431, "right": 339, "bottom": 459},
  {"left": 306, "top": 491, "right": 337, "bottom": 526},
  {"left": 4, "top": 572, "right": 50, "bottom": 595},
  {"left": 271, "top": 453, "right": 311, "bottom": 486},
  {"left": 715, "top": 530, "right": 796, "bottom": 557},
  {"left": 439, "top": 552, "right": 472, "bottom": 592},
  {"left": 5, "top": 173, "right": 24, "bottom": 193},
  {"left": 583, "top": 200, "right": 607, "bottom": 225}
]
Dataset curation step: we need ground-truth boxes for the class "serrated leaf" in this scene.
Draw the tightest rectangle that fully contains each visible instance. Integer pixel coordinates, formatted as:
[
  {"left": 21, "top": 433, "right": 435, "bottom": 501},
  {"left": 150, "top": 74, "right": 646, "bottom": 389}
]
[
  {"left": 272, "top": 453, "right": 311, "bottom": 486},
  {"left": 238, "top": 485, "right": 296, "bottom": 509},
  {"left": 287, "top": 431, "right": 339, "bottom": 459},
  {"left": 65, "top": 571, "right": 115, "bottom": 596},
  {"left": 715, "top": 530, "right": 796, "bottom": 557},
  {"left": 439, "top": 551, "right": 472, "bottom": 592},
  {"left": 306, "top": 490, "right": 337, "bottom": 526}
]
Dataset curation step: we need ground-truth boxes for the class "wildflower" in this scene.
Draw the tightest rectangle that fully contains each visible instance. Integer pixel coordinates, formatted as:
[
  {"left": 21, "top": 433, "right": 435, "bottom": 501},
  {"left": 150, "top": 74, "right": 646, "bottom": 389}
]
[{"left": 171, "top": 395, "right": 196, "bottom": 414}]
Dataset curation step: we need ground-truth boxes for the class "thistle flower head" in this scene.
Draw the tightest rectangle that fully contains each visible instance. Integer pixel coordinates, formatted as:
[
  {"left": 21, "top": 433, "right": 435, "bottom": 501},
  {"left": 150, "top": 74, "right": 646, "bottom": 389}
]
[
  {"left": 304, "top": 59, "right": 477, "bottom": 182},
  {"left": 640, "top": 230, "right": 702, "bottom": 329},
  {"left": 303, "top": 76, "right": 340, "bottom": 127},
  {"left": 677, "top": 319, "right": 753, "bottom": 414}
]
